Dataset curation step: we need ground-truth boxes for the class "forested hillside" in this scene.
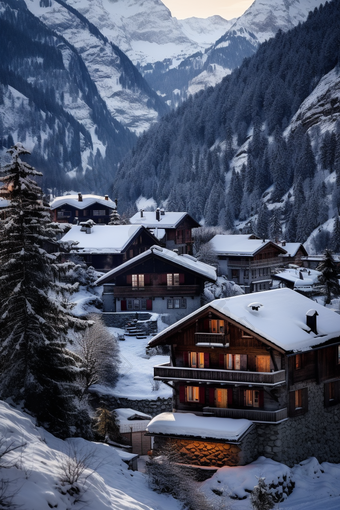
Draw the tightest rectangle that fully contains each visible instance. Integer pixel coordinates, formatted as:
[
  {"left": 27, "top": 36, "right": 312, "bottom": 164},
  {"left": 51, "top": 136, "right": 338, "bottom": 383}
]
[{"left": 114, "top": 0, "right": 340, "bottom": 252}]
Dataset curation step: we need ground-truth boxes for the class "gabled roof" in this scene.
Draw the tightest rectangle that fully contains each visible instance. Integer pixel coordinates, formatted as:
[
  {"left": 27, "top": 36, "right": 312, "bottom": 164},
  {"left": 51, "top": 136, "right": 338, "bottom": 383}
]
[
  {"left": 50, "top": 194, "right": 116, "bottom": 210},
  {"left": 148, "top": 288, "right": 340, "bottom": 353},
  {"left": 95, "top": 245, "right": 217, "bottom": 285},
  {"left": 210, "top": 234, "right": 287, "bottom": 256},
  {"left": 130, "top": 210, "right": 200, "bottom": 229},
  {"left": 279, "top": 242, "right": 308, "bottom": 257},
  {"left": 59, "top": 225, "right": 153, "bottom": 253}
]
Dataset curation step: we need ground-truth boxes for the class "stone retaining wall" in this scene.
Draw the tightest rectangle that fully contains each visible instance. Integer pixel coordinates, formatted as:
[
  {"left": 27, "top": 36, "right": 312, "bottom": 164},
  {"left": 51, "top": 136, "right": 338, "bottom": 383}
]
[{"left": 92, "top": 393, "right": 172, "bottom": 418}]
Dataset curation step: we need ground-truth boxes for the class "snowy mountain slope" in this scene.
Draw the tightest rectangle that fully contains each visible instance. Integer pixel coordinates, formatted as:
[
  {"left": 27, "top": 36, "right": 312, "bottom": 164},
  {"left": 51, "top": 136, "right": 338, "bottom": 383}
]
[
  {"left": 22, "top": 0, "right": 167, "bottom": 134},
  {"left": 143, "top": 0, "right": 326, "bottom": 104}
]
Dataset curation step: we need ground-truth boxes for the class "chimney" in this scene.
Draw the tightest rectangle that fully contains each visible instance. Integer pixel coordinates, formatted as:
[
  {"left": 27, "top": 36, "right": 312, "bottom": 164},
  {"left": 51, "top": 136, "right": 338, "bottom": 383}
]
[
  {"left": 161, "top": 208, "right": 165, "bottom": 216},
  {"left": 282, "top": 240, "right": 286, "bottom": 246},
  {"left": 306, "top": 309, "right": 318, "bottom": 334},
  {"left": 156, "top": 208, "right": 160, "bottom": 221},
  {"left": 78, "top": 192, "right": 82, "bottom": 202},
  {"left": 104, "top": 195, "right": 108, "bottom": 201},
  {"left": 140, "top": 209, "right": 144, "bottom": 218}
]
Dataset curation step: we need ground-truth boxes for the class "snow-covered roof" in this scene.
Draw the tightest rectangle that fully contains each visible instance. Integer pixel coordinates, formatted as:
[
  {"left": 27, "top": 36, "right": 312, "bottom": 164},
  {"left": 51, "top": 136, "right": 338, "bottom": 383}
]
[
  {"left": 50, "top": 194, "right": 116, "bottom": 210},
  {"left": 130, "top": 210, "right": 199, "bottom": 228},
  {"left": 274, "top": 268, "right": 320, "bottom": 287},
  {"left": 149, "top": 288, "right": 340, "bottom": 353},
  {"left": 147, "top": 412, "right": 252, "bottom": 442},
  {"left": 115, "top": 408, "right": 151, "bottom": 433},
  {"left": 210, "top": 235, "right": 286, "bottom": 256},
  {"left": 59, "top": 225, "right": 143, "bottom": 253},
  {"left": 278, "top": 243, "right": 307, "bottom": 257},
  {"left": 95, "top": 245, "right": 217, "bottom": 285}
]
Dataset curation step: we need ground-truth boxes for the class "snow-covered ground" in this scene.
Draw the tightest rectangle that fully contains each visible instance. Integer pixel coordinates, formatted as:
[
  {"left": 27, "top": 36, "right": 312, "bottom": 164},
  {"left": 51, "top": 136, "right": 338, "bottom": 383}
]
[{"left": 1, "top": 400, "right": 340, "bottom": 509}]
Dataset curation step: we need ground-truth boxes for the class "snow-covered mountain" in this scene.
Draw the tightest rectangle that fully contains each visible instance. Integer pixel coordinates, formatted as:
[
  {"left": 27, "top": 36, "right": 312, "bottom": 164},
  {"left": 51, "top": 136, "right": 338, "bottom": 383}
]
[{"left": 145, "top": 0, "right": 327, "bottom": 104}]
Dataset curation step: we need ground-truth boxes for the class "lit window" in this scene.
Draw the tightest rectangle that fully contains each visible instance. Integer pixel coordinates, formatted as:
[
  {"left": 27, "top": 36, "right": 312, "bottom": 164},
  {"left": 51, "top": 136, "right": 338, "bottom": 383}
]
[
  {"left": 234, "top": 354, "right": 241, "bottom": 370},
  {"left": 186, "top": 386, "right": 199, "bottom": 402},
  {"left": 245, "top": 390, "right": 260, "bottom": 408},
  {"left": 295, "top": 354, "right": 302, "bottom": 370},
  {"left": 226, "top": 354, "right": 233, "bottom": 370},
  {"left": 295, "top": 389, "right": 302, "bottom": 409},
  {"left": 209, "top": 320, "right": 224, "bottom": 333},
  {"left": 132, "top": 274, "right": 144, "bottom": 289},
  {"left": 167, "top": 274, "right": 180, "bottom": 286},
  {"left": 190, "top": 352, "right": 197, "bottom": 368}
]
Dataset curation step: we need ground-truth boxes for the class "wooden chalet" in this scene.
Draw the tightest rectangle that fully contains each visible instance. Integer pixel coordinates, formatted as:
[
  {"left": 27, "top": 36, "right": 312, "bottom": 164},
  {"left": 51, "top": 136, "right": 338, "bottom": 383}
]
[
  {"left": 129, "top": 209, "right": 200, "bottom": 255},
  {"left": 147, "top": 288, "right": 340, "bottom": 467},
  {"left": 210, "top": 234, "right": 288, "bottom": 293},
  {"left": 50, "top": 193, "right": 117, "bottom": 224},
  {"left": 59, "top": 224, "right": 159, "bottom": 272},
  {"left": 96, "top": 245, "right": 217, "bottom": 322}
]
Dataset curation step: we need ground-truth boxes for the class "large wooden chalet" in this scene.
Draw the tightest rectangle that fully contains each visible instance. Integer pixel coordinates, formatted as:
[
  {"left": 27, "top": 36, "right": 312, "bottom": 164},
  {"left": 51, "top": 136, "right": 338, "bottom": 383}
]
[
  {"left": 147, "top": 288, "right": 340, "bottom": 467},
  {"left": 210, "top": 234, "right": 288, "bottom": 293},
  {"left": 96, "top": 245, "right": 216, "bottom": 323},
  {"left": 130, "top": 209, "right": 200, "bottom": 255},
  {"left": 50, "top": 193, "right": 117, "bottom": 224}
]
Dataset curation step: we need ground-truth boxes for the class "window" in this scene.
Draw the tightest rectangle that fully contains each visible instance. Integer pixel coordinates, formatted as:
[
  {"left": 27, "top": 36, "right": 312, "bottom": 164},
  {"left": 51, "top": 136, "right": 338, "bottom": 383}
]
[
  {"left": 224, "top": 354, "right": 247, "bottom": 370},
  {"left": 167, "top": 273, "right": 180, "bottom": 286},
  {"left": 186, "top": 386, "right": 199, "bottom": 402},
  {"left": 132, "top": 274, "right": 144, "bottom": 289},
  {"left": 93, "top": 209, "right": 106, "bottom": 216},
  {"left": 57, "top": 210, "right": 71, "bottom": 218},
  {"left": 167, "top": 298, "right": 186, "bottom": 309},
  {"left": 289, "top": 388, "right": 308, "bottom": 416},
  {"left": 295, "top": 389, "right": 302, "bottom": 409},
  {"left": 295, "top": 354, "right": 302, "bottom": 370},
  {"left": 126, "top": 298, "right": 147, "bottom": 310},
  {"left": 241, "top": 330, "right": 252, "bottom": 338},
  {"left": 245, "top": 389, "right": 260, "bottom": 408},
  {"left": 190, "top": 352, "right": 204, "bottom": 368},
  {"left": 324, "top": 381, "right": 340, "bottom": 407},
  {"left": 209, "top": 320, "right": 224, "bottom": 333}
]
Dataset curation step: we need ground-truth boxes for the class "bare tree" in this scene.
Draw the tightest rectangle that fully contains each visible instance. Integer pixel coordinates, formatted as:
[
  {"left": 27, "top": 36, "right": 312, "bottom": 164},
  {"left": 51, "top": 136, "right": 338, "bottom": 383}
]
[{"left": 76, "top": 314, "right": 120, "bottom": 392}]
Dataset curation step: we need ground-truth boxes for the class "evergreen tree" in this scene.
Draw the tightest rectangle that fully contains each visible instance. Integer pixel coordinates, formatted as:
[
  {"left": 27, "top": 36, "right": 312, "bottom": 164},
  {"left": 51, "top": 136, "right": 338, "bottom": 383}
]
[
  {"left": 0, "top": 143, "right": 88, "bottom": 438},
  {"left": 269, "top": 208, "right": 282, "bottom": 242},
  {"left": 317, "top": 249, "right": 340, "bottom": 305},
  {"left": 255, "top": 202, "right": 270, "bottom": 239},
  {"left": 250, "top": 477, "right": 274, "bottom": 510}
]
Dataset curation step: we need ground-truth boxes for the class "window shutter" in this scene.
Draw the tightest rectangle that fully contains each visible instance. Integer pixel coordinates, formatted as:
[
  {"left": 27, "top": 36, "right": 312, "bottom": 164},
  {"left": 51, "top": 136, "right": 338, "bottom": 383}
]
[
  {"left": 204, "top": 319, "right": 210, "bottom": 332},
  {"left": 161, "top": 273, "right": 167, "bottom": 284},
  {"left": 126, "top": 275, "right": 132, "bottom": 284},
  {"left": 228, "top": 388, "right": 233, "bottom": 406},
  {"left": 199, "top": 386, "right": 205, "bottom": 404},
  {"left": 146, "top": 299, "right": 152, "bottom": 310},
  {"left": 179, "top": 273, "right": 185, "bottom": 284},
  {"left": 204, "top": 353, "right": 210, "bottom": 368},
  {"left": 209, "top": 388, "right": 215, "bottom": 406},
  {"left": 121, "top": 300, "right": 127, "bottom": 311},
  {"left": 144, "top": 274, "right": 150, "bottom": 285},
  {"left": 219, "top": 353, "right": 225, "bottom": 368},
  {"left": 179, "top": 386, "right": 186, "bottom": 403},
  {"left": 259, "top": 390, "right": 264, "bottom": 408},
  {"left": 183, "top": 352, "right": 189, "bottom": 367},
  {"left": 240, "top": 355, "right": 248, "bottom": 371}
]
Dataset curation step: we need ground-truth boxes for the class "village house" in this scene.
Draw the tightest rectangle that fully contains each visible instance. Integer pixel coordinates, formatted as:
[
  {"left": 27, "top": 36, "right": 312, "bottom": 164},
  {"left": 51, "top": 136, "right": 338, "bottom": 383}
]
[
  {"left": 95, "top": 245, "right": 217, "bottom": 322},
  {"left": 210, "top": 234, "right": 288, "bottom": 293},
  {"left": 59, "top": 224, "right": 159, "bottom": 272},
  {"left": 146, "top": 288, "right": 340, "bottom": 468},
  {"left": 130, "top": 209, "right": 200, "bottom": 255},
  {"left": 277, "top": 241, "right": 308, "bottom": 266},
  {"left": 50, "top": 193, "right": 117, "bottom": 224}
]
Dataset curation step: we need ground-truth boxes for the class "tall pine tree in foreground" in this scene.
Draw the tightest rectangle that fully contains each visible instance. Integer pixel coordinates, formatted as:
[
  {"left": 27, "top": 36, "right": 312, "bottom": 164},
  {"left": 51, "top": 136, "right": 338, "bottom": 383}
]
[
  {"left": 0, "top": 143, "right": 89, "bottom": 438},
  {"left": 317, "top": 249, "right": 340, "bottom": 305}
]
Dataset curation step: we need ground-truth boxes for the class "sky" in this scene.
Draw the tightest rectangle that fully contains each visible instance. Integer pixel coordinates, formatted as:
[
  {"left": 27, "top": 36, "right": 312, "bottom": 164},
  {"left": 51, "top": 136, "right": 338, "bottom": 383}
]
[{"left": 162, "top": 0, "right": 254, "bottom": 20}]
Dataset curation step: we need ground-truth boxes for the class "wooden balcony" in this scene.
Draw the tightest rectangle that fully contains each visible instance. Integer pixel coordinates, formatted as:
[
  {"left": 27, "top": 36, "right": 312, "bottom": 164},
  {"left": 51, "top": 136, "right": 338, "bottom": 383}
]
[
  {"left": 194, "top": 332, "right": 229, "bottom": 346},
  {"left": 227, "top": 257, "right": 282, "bottom": 269},
  {"left": 113, "top": 285, "right": 201, "bottom": 298},
  {"left": 202, "top": 406, "right": 288, "bottom": 423},
  {"left": 154, "top": 363, "right": 286, "bottom": 386}
]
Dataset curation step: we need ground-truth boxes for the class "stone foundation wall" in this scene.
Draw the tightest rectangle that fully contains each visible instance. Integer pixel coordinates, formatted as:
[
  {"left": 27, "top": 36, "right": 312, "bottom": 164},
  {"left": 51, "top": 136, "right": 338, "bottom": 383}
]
[
  {"left": 154, "top": 436, "right": 242, "bottom": 467},
  {"left": 256, "top": 382, "right": 340, "bottom": 466}
]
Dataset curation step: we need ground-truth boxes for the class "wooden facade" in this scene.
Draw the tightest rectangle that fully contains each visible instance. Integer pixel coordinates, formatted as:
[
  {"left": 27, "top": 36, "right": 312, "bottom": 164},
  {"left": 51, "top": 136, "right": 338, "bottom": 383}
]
[{"left": 148, "top": 291, "right": 340, "bottom": 467}]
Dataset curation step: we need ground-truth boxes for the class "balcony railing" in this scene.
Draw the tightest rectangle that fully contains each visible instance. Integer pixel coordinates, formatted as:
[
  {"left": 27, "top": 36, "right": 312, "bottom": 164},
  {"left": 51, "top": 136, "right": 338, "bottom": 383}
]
[
  {"left": 194, "top": 332, "right": 228, "bottom": 346},
  {"left": 154, "top": 363, "right": 286, "bottom": 386},
  {"left": 202, "top": 406, "right": 288, "bottom": 423},
  {"left": 227, "top": 257, "right": 282, "bottom": 269},
  {"left": 113, "top": 285, "right": 201, "bottom": 298}
]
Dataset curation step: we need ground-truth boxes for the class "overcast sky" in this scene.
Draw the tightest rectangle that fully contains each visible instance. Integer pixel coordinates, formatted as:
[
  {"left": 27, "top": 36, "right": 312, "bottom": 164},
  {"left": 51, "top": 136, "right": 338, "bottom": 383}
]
[{"left": 162, "top": 0, "right": 254, "bottom": 20}]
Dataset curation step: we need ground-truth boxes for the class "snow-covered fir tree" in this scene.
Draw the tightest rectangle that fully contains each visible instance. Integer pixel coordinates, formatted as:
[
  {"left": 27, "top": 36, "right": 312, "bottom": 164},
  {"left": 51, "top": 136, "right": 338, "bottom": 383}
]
[
  {"left": 250, "top": 477, "right": 274, "bottom": 510},
  {"left": 317, "top": 249, "right": 340, "bottom": 305},
  {"left": 0, "top": 143, "right": 89, "bottom": 438}
]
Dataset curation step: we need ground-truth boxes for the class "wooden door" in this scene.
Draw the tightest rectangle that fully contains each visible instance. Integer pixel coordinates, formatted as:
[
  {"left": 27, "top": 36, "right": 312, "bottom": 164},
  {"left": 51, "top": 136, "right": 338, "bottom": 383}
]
[
  {"left": 215, "top": 389, "right": 228, "bottom": 408},
  {"left": 256, "top": 355, "right": 270, "bottom": 372}
]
